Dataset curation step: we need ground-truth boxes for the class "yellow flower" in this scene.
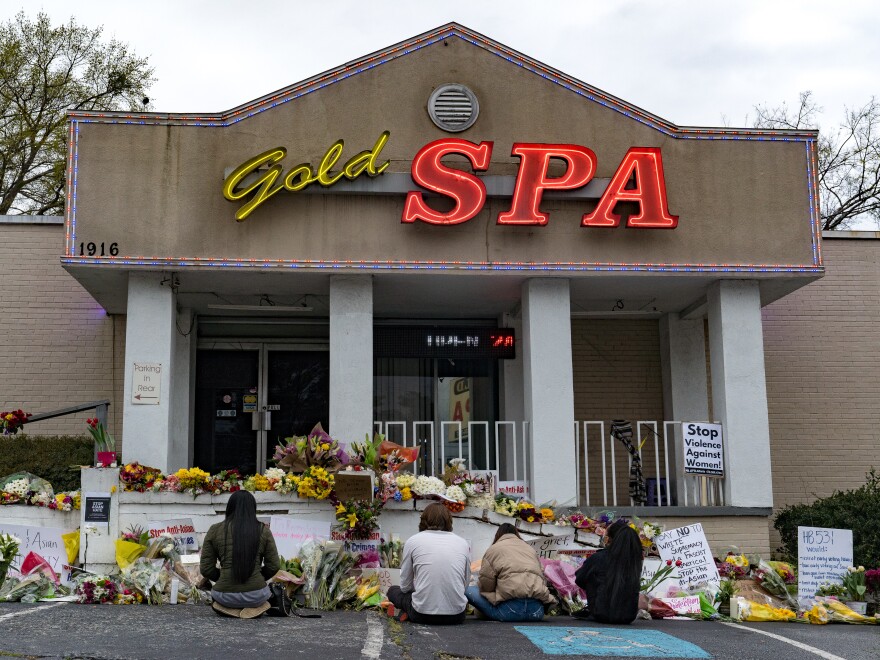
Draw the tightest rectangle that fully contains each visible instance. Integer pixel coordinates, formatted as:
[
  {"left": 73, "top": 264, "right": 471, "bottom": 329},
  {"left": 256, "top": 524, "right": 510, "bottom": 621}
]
[
  {"left": 321, "top": 443, "right": 330, "bottom": 451},
  {"left": 400, "top": 487, "right": 412, "bottom": 501},
  {"left": 336, "top": 503, "right": 346, "bottom": 515},
  {"left": 347, "top": 512, "right": 358, "bottom": 528},
  {"left": 527, "top": 516, "right": 535, "bottom": 523},
  {"left": 110, "top": 485, "right": 117, "bottom": 494},
  {"left": 540, "top": 508, "right": 555, "bottom": 522}
]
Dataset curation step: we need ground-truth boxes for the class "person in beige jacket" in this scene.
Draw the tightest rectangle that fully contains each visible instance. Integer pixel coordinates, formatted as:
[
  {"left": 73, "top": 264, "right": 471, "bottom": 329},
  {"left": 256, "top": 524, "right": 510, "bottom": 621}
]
[{"left": 466, "top": 523, "right": 555, "bottom": 621}]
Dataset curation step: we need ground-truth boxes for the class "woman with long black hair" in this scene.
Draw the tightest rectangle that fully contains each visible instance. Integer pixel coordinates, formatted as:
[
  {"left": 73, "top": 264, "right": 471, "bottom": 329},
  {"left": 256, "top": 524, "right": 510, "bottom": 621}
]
[
  {"left": 574, "top": 520, "right": 643, "bottom": 624},
  {"left": 200, "top": 490, "right": 280, "bottom": 618}
]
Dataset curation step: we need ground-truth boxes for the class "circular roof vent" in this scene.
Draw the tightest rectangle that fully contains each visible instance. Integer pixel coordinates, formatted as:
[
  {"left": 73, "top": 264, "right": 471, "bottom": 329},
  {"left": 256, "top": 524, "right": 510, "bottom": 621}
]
[{"left": 428, "top": 84, "right": 479, "bottom": 133}]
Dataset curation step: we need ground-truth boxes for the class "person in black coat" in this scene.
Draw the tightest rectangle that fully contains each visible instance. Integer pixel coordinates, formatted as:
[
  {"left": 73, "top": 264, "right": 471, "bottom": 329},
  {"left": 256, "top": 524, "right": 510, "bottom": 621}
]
[{"left": 574, "top": 520, "right": 643, "bottom": 624}]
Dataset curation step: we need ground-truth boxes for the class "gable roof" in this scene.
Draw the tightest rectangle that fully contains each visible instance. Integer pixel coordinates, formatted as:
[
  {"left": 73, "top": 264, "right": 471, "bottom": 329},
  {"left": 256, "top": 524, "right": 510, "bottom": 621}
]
[{"left": 67, "top": 22, "right": 816, "bottom": 142}]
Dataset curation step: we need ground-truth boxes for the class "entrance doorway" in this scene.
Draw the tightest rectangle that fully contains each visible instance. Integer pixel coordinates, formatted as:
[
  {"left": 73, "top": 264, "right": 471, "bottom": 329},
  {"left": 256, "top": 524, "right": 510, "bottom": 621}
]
[{"left": 194, "top": 345, "right": 329, "bottom": 474}]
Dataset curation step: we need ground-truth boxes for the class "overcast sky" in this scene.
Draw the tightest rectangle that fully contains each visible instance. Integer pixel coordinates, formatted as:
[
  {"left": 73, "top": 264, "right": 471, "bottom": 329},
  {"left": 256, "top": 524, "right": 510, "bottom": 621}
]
[{"left": 13, "top": 0, "right": 879, "bottom": 129}]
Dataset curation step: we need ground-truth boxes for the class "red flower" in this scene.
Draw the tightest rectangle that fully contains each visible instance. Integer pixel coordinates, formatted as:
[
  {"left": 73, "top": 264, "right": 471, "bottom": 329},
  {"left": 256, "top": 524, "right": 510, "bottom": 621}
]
[
  {"left": 666, "top": 560, "right": 673, "bottom": 566},
  {"left": 675, "top": 559, "right": 683, "bottom": 567}
]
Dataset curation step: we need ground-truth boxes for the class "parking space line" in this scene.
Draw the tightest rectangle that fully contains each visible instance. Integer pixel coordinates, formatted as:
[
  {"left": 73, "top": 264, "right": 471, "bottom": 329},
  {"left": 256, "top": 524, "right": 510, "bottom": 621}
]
[
  {"left": 361, "top": 615, "right": 384, "bottom": 658},
  {"left": 0, "top": 602, "right": 68, "bottom": 622},
  {"left": 720, "top": 622, "right": 847, "bottom": 660}
]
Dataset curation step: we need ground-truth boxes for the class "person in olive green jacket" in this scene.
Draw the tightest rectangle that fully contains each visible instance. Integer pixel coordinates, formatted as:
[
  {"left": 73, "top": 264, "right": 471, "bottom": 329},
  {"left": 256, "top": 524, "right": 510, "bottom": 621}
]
[{"left": 201, "top": 490, "right": 280, "bottom": 618}]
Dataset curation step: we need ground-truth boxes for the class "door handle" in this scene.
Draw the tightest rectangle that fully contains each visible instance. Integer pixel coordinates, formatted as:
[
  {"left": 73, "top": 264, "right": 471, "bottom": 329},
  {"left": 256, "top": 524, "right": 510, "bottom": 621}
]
[
  {"left": 251, "top": 411, "right": 261, "bottom": 431},
  {"left": 264, "top": 410, "right": 272, "bottom": 431}
]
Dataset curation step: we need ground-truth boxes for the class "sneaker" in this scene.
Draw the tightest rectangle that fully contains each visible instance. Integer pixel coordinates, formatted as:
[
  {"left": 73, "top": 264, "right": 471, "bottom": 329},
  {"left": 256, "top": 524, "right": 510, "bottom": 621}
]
[{"left": 240, "top": 602, "right": 271, "bottom": 619}]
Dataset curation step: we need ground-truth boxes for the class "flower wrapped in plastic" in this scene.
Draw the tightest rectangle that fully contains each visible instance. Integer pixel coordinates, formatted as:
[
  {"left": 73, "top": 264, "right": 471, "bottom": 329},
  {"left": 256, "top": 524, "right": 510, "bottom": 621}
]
[
  {"left": 815, "top": 596, "right": 878, "bottom": 624},
  {"left": 354, "top": 572, "right": 381, "bottom": 610},
  {"left": 752, "top": 559, "right": 799, "bottom": 611},
  {"left": 299, "top": 540, "right": 359, "bottom": 610},
  {"left": 411, "top": 475, "right": 446, "bottom": 497},
  {"left": 333, "top": 498, "right": 384, "bottom": 540},
  {"left": 0, "top": 532, "right": 21, "bottom": 590},
  {"left": 290, "top": 466, "right": 335, "bottom": 500},
  {"left": 540, "top": 557, "right": 585, "bottom": 613},
  {"left": 734, "top": 596, "right": 796, "bottom": 622},
  {"left": 717, "top": 548, "right": 751, "bottom": 579},
  {"left": 493, "top": 492, "right": 518, "bottom": 517},
  {"left": 121, "top": 558, "right": 171, "bottom": 605},
  {"left": 0, "top": 573, "right": 59, "bottom": 602},
  {"left": 74, "top": 575, "right": 121, "bottom": 604},
  {"left": 119, "top": 462, "right": 164, "bottom": 492},
  {"left": 171, "top": 467, "right": 211, "bottom": 495},
  {"left": 274, "top": 422, "right": 349, "bottom": 473},
  {"left": 379, "top": 536, "right": 403, "bottom": 569}
]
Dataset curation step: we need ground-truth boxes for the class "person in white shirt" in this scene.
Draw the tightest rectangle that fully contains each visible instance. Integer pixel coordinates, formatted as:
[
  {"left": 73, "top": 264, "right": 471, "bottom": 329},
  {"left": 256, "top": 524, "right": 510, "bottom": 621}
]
[{"left": 385, "top": 502, "right": 470, "bottom": 624}]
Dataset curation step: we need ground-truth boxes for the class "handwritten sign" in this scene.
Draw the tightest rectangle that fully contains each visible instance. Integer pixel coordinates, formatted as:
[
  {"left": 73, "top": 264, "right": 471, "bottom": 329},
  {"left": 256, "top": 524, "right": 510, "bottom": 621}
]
[
  {"left": 524, "top": 534, "right": 597, "bottom": 560},
  {"left": 797, "top": 526, "right": 853, "bottom": 602},
  {"left": 269, "top": 516, "right": 331, "bottom": 561},
  {"left": 654, "top": 523, "right": 719, "bottom": 588},
  {"left": 0, "top": 523, "right": 70, "bottom": 574},
  {"left": 376, "top": 568, "right": 401, "bottom": 590},
  {"left": 682, "top": 422, "right": 724, "bottom": 477},
  {"left": 333, "top": 471, "right": 374, "bottom": 502},
  {"left": 659, "top": 595, "right": 702, "bottom": 615},
  {"left": 497, "top": 481, "right": 529, "bottom": 498},
  {"left": 147, "top": 518, "right": 199, "bottom": 552}
]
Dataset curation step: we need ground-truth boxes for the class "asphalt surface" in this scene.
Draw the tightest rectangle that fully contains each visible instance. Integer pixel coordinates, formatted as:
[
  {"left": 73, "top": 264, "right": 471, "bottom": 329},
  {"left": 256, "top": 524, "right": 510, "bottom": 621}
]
[{"left": 0, "top": 602, "right": 877, "bottom": 660}]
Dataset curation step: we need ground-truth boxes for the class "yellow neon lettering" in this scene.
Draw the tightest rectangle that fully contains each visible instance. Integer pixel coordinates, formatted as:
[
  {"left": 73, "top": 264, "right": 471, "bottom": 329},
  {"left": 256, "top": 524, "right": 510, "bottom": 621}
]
[
  {"left": 315, "top": 140, "right": 346, "bottom": 186},
  {"left": 224, "top": 132, "right": 390, "bottom": 220},
  {"left": 343, "top": 131, "right": 391, "bottom": 178},
  {"left": 222, "top": 147, "right": 287, "bottom": 222},
  {"left": 284, "top": 164, "right": 314, "bottom": 191}
]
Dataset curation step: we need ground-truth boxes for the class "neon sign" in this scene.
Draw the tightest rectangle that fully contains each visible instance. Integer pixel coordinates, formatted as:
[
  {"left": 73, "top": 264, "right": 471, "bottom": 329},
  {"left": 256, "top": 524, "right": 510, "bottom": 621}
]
[
  {"left": 403, "top": 139, "right": 677, "bottom": 228},
  {"left": 223, "top": 131, "right": 390, "bottom": 221}
]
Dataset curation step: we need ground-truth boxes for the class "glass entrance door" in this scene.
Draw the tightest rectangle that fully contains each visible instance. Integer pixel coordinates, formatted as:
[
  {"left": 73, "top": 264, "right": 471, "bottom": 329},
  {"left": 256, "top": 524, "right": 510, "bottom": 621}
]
[{"left": 195, "top": 346, "right": 329, "bottom": 474}]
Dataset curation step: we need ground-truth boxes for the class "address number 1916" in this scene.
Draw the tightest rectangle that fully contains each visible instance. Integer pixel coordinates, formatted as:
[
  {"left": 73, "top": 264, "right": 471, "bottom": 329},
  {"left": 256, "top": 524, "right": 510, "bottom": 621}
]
[{"left": 79, "top": 242, "right": 119, "bottom": 256}]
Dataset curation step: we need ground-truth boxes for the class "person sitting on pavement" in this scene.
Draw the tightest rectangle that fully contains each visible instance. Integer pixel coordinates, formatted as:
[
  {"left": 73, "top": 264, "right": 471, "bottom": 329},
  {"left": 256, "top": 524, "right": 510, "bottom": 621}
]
[
  {"left": 465, "top": 523, "right": 556, "bottom": 621},
  {"left": 573, "top": 519, "right": 642, "bottom": 624},
  {"left": 385, "top": 502, "right": 470, "bottom": 624},
  {"left": 200, "top": 489, "right": 280, "bottom": 619}
]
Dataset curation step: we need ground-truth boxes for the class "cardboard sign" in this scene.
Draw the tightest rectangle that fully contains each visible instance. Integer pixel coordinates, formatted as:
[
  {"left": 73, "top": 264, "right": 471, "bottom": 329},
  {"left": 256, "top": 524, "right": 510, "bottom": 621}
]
[
  {"left": 269, "top": 516, "right": 331, "bottom": 561},
  {"left": 376, "top": 568, "right": 401, "bottom": 590},
  {"left": 682, "top": 422, "right": 724, "bottom": 477},
  {"left": 147, "top": 518, "right": 199, "bottom": 552},
  {"left": 797, "top": 526, "right": 853, "bottom": 602},
  {"left": 525, "top": 534, "right": 598, "bottom": 559},
  {"left": 83, "top": 493, "right": 111, "bottom": 523},
  {"left": 0, "top": 523, "right": 70, "bottom": 574},
  {"left": 333, "top": 471, "right": 374, "bottom": 502},
  {"left": 654, "top": 523, "right": 720, "bottom": 588},
  {"left": 659, "top": 595, "right": 702, "bottom": 615},
  {"left": 497, "top": 480, "right": 529, "bottom": 497}
]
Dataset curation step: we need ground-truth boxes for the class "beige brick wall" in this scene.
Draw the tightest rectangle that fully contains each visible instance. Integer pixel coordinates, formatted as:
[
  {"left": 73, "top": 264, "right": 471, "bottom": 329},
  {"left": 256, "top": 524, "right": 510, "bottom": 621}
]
[
  {"left": 571, "top": 319, "right": 666, "bottom": 506},
  {"left": 651, "top": 516, "right": 771, "bottom": 556},
  {"left": 0, "top": 223, "right": 124, "bottom": 444},
  {"left": 763, "top": 236, "right": 880, "bottom": 551}
]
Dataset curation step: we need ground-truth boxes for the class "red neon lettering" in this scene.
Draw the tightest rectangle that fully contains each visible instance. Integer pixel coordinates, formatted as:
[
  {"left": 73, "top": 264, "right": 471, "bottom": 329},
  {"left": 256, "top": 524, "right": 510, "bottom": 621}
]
[
  {"left": 581, "top": 147, "right": 678, "bottom": 228},
  {"left": 402, "top": 138, "right": 493, "bottom": 225},
  {"left": 497, "top": 144, "right": 597, "bottom": 225}
]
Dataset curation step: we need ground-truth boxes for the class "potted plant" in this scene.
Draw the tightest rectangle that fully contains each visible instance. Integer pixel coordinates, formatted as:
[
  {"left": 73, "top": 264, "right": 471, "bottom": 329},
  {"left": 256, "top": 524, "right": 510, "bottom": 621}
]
[
  {"left": 86, "top": 417, "right": 116, "bottom": 466},
  {"left": 841, "top": 566, "right": 868, "bottom": 615}
]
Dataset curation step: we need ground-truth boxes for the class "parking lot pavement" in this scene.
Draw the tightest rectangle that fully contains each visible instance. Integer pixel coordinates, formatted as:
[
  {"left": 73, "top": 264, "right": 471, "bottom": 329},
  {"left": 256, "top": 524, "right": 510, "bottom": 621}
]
[{"left": 1, "top": 602, "right": 876, "bottom": 660}]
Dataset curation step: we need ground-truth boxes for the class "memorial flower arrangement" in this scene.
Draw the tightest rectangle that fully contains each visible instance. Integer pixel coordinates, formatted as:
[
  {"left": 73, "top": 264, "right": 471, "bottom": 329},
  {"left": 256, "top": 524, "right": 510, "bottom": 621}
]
[
  {"left": 119, "top": 463, "right": 164, "bottom": 492},
  {"left": 47, "top": 491, "right": 79, "bottom": 512},
  {"left": 290, "top": 466, "right": 335, "bottom": 500},
  {"left": 172, "top": 467, "right": 211, "bottom": 494},
  {"left": 2, "top": 477, "right": 28, "bottom": 498},
  {"left": 208, "top": 469, "right": 242, "bottom": 494},
  {"left": 753, "top": 559, "right": 799, "bottom": 610},
  {"left": 273, "top": 423, "right": 349, "bottom": 473},
  {"left": 0, "top": 532, "right": 21, "bottom": 589},
  {"left": 493, "top": 492, "right": 519, "bottom": 516},
  {"left": 76, "top": 576, "right": 120, "bottom": 604},
  {"left": 444, "top": 484, "right": 467, "bottom": 503},
  {"left": 333, "top": 498, "right": 384, "bottom": 540},
  {"left": 85, "top": 417, "right": 115, "bottom": 454},
  {"left": 242, "top": 473, "right": 271, "bottom": 492},
  {"left": 841, "top": 566, "right": 867, "bottom": 602},
  {"left": 411, "top": 475, "right": 446, "bottom": 497},
  {"left": 1, "top": 409, "right": 30, "bottom": 435}
]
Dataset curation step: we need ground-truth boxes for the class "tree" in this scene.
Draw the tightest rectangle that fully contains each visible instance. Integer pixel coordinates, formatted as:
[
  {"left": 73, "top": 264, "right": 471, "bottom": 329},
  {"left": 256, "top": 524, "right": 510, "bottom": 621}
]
[
  {"left": 0, "top": 12, "right": 154, "bottom": 215},
  {"left": 753, "top": 91, "right": 880, "bottom": 230}
]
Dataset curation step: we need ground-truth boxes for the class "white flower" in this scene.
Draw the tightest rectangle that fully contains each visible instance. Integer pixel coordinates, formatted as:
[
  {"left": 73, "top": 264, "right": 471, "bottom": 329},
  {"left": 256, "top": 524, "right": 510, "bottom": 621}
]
[
  {"left": 412, "top": 475, "right": 446, "bottom": 496},
  {"left": 848, "top": 566, "right": 857, "bottom": 573},
  {"left": 264, "top": 467, "right": 285, "bottom": 481},
  {"left": 449, "top": 458, "right": 467, "bottom": 472},
  {"left": 3, "top": 478, "right": 29, "bottom": 497},
  {"left": 445, "top": 485, "right": 466, "bottom": 502},
  {"left": 395, "top": 473, "right": 415, "bottom": 489},
  {"left": 463, "top": 483, "right": 476, "bottom": 496}
]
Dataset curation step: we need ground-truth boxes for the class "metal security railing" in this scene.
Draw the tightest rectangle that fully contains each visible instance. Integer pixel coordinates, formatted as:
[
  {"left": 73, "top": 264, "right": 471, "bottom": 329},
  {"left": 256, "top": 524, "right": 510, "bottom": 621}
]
[
  {"left": 574, "top": 420, "right": 726, "bottom": 508},
  {"left": 373, "top": 420, "right": 530, "bottom": 480}
]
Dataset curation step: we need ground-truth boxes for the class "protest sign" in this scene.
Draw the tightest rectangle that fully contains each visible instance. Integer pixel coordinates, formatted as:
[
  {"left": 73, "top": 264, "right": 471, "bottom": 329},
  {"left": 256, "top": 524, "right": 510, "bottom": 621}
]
[
  {"left": 654, "top": 523, "right": 719, "bottom": 588},
  {"left": 269, "top": 516, "right": 331, "bottom": 560},
  {"left": 83, "top": 492, "right": 111, "bottom": 523},
  {"left": 681, "top": 422, "right": 724, "bottom": 477},
  {"left": 659, "top": 595, "right": 702, "bottom": 615},
  {"left": 797, "top": 526, "right": 853, "bottom": 602},
  {"left": 497, "top": 481, "right": 529, "bottom": 498},
  {"left": 0, "top": 523, "right": 70, "bottom": 574},
  {"left": 333, "top": 471, "right": 374, "bottom": 502},
  {"left": 147, "top": 518, "right": 199, "bottom": 553},
  {"left": 376, "top": 568, "right": 401, "bottom": 590},
  {"left": 525, "top": 534, "right": 597, "bottom": 560},
  {"left": 641, "top": 556, "right": 681, "bottom": 597}
]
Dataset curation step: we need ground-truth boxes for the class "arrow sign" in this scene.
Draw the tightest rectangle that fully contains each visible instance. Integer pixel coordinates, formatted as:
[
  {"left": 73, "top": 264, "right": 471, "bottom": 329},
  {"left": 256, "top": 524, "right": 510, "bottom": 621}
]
[{"left": 131, "top": 363, "right": 162, "bottom": 405}]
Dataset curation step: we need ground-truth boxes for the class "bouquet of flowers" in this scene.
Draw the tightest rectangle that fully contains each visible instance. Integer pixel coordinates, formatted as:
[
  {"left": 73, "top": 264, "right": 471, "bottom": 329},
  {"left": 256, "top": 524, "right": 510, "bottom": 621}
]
[
  {"left": 119, "top": 463, "right": 164, "bottom": 492},
  {"left": 641, "top": 559, "right": 682, "bottom": 594},
  {"left": 208, "top": 469, "right": 242, "bottom": 494},
  {"left": 172, "top": 467, "right": 211, "bottom": 494},
  {"left": 48, "top": 491, "right": 79, "bottom": 512},
  {"left": 0, "top": 409, "right": 30, "bottom": 435},
  {"left": 379, "top": 536, "right": 403, "bottom": 569},
  {"left": 841, "top": 566, "right": 867, "bottom": 602},
  {"left": 394, "top": 473, "right": 415, "bottom": 502},
  {"left": 0, "top": 573, "right": 60, "bottom": 602},
  {"left": 273, "top": 473, "right": 298, "bottom": 494},
  {"left": 411, "top": 475, "right": 446, "bottom": 497},
  {"left": 716, "top": 550, "right": 750, "bottom": 579},
  {"left": 354, "top": 572, "right": 382, "bottom": 610},
  {"left": 273, "top": 423, "right": 349, "bottom": 473},
  {"left": 75, "top": 575, "right": 120, "bottom": 604},
  {"left": 0, "top": 532, "right": 20, "bottom": 590},
  {"left": 444, "top": 485, "right": 467, "bottom": 503},
  {"left": 263, "top": 467, "right": 286, "bottom": 488},
  {"left": 560, "top": 511, "right": 616, "bottom": 533},
  {"left": 299, "top": 540, "right": 359, "bottom": 610},
  {"left": 866, "top": 568, "right": 880, "bottom": 596},
  {"left": 494, "top": 492, "right": 519, "bottom": 517},
  {"left": 243, "top": 473, "right": 271, "bottom": 492},
  {"left": 120, "top": 558, "right": 170, "bottom": 605},
  {"left": 348, "top": 433, "right": 383, "bottom": 472},
  {"left": 85, "top": 417, "right": 115, "bottom": 454},
  {"left": 752, "top": 559, "right": 799, "bottom": 611},
  {"left": 2, "top": 477, "right": 28, "bottom": 499},
  {"left": 333, "top": 498, "right": 384, "bottom": 540},
  {"left": 290, "top": 466, "right": 335, "bottom": 500}
]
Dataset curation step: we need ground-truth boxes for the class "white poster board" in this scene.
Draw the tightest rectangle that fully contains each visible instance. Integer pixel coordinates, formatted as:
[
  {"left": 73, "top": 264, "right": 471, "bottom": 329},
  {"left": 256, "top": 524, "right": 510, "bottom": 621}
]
[
  {"left": 641, "top": 556, "right": 681, "bottom": 597},
  {"left": 147, "top": 518, "right": 199, "bottom": 553},
  {"left": 497, "top": 481, "right": 529, "bottom": 498},
  {"left": 269, "top": 516, "right": 331, "bottom": 561},
  {"left": 797, "top": 526, "right": 853, "bottom": 602},
  {"left": 682, "top": 422, "right": 724, "bottom": 477},
  {"left": 131, "top": 362, "right": 162, "bottom": 404},
  {"left": 0, "top": 523, "right": 71, "bottom": 574},
  {"left": 654, "top": 523, "right": 720, "bottom": 588},
  {"left": 524, "top": 534, "right": 598, "bottom": 559}
]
